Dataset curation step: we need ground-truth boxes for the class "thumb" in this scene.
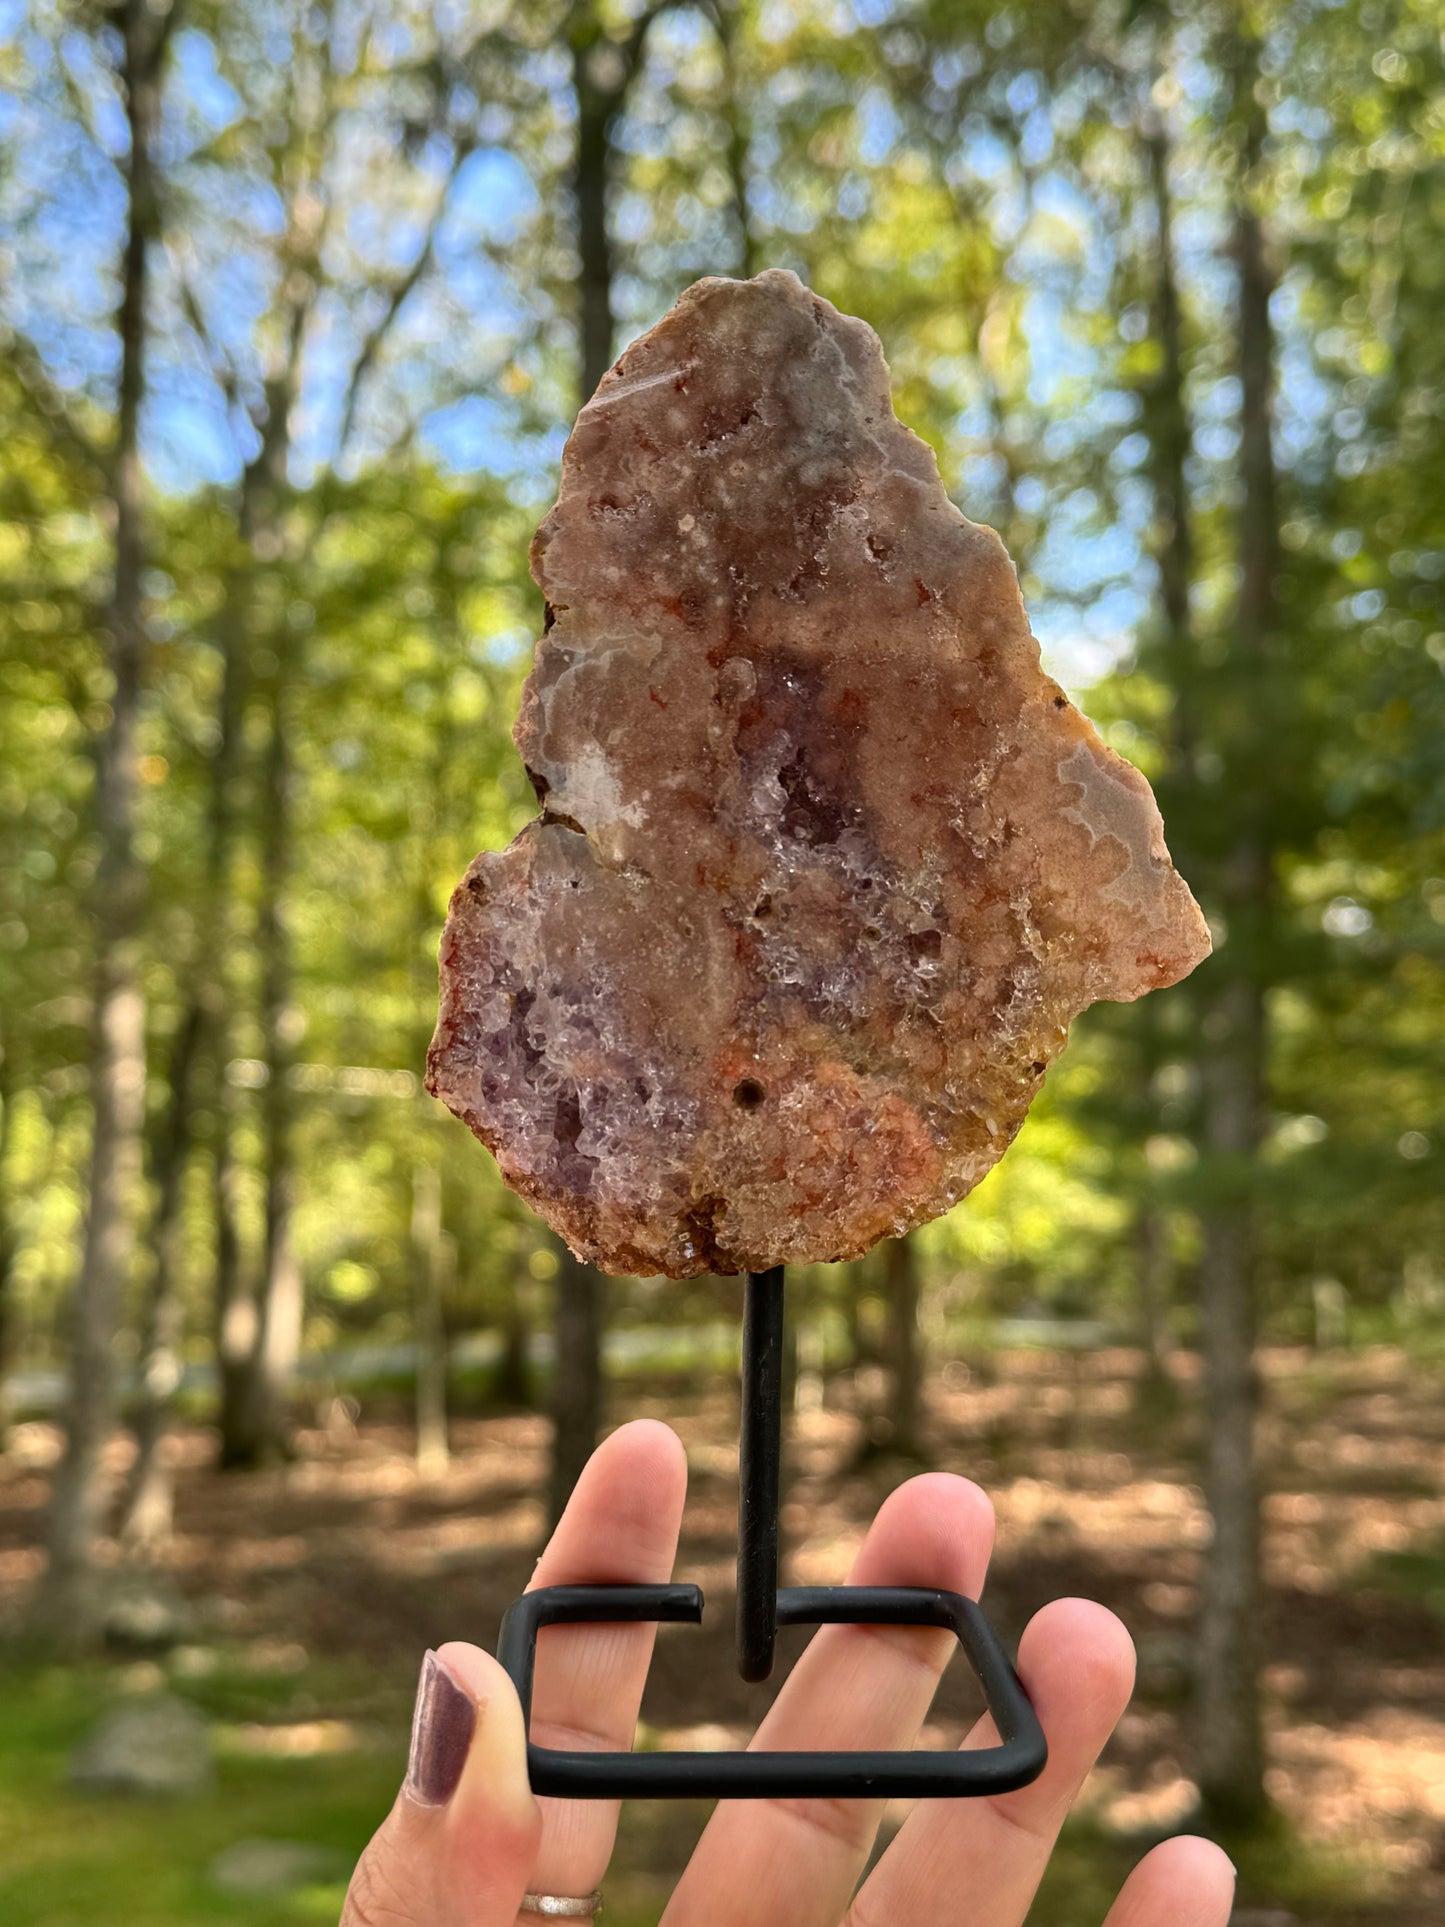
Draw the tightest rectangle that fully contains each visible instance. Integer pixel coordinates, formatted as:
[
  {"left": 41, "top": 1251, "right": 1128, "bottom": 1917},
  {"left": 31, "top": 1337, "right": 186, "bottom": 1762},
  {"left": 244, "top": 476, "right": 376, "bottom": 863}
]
[{"left": 342, "top": 1643, "right": 542, "bottom": 1927}]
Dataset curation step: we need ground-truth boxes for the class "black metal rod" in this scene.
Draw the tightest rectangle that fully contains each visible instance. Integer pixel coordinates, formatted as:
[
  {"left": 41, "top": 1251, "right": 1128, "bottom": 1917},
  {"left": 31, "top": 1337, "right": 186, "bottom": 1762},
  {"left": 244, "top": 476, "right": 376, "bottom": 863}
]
[
  {"left": 736, "top": 1266, "right": 786, "bottom": 1682},
  {"left": 495, "top": 1258, "right": 1049, "bottom": 1801}
]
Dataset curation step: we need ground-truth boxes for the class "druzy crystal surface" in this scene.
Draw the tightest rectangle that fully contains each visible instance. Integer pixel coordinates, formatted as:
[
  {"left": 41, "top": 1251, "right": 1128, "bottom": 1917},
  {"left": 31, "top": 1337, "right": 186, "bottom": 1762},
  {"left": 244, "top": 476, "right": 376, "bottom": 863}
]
[{"left": 427, "top": 271, "right": 1211, "bottom": 1278}]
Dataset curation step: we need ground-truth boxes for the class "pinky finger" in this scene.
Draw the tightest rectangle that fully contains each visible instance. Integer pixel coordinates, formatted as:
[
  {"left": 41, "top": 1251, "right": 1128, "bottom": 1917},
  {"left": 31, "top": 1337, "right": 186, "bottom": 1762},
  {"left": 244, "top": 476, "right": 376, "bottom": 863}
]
[{"left": 1102, "top": 1836, "right": 1236, "bottom": 1927}]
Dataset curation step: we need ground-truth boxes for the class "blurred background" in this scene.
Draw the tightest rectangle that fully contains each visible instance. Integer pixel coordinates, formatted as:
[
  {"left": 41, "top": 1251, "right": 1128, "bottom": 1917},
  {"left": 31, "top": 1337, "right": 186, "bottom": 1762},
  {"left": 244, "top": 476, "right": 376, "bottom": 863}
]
[{"left": 1, "top": 0, "right": 1443, "bottom": 1920}]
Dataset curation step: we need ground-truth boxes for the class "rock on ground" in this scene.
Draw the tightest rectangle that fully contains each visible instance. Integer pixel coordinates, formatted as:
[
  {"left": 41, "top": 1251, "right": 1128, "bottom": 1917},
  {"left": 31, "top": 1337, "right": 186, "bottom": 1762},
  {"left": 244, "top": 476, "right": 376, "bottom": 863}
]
[
  {"left": 69, "top": 1693, "right": 213, "bottom": 1797},
  {"left": 210, "top": 1837, "right": 352, "bottom": 1896},
  {"left": 102, "top": 1576, "right": 198, "bottom": 1655}
]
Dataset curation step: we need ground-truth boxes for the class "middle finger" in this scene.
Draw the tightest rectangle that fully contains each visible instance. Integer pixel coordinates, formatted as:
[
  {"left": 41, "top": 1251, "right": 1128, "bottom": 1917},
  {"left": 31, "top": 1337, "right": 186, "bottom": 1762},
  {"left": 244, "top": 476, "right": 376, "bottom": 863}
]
[{"left": 663, "top": 1471, "right": 995, "bottom": 1927}]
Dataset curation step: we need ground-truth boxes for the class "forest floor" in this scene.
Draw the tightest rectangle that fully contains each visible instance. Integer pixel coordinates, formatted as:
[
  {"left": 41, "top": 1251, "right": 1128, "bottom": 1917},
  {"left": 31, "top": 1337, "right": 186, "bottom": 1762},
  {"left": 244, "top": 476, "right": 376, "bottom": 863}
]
[{"left": 0, "top": 1342, "right": 1441, "bottom": 1926}]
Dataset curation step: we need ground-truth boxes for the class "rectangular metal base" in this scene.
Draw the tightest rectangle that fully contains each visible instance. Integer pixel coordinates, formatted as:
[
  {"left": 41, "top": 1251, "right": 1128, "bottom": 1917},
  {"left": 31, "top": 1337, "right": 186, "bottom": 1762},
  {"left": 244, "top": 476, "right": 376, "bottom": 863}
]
[{"left": 496, "top": 1580, "right": 1047, "bottom": 1799}]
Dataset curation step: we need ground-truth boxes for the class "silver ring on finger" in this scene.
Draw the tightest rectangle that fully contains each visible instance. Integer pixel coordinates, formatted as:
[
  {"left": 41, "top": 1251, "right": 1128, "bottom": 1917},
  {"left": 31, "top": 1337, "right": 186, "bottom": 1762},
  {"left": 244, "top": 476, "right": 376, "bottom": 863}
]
[{"left": 520, "top": 1894, "right": 603, "bottom": 1918}]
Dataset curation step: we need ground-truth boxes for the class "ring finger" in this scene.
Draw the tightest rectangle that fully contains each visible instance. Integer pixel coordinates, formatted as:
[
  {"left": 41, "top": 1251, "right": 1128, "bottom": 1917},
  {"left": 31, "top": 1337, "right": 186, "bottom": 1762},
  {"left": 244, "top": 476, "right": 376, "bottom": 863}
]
[{"left": 845, "top": 1597, "right": 1136, "bottom": 1927}]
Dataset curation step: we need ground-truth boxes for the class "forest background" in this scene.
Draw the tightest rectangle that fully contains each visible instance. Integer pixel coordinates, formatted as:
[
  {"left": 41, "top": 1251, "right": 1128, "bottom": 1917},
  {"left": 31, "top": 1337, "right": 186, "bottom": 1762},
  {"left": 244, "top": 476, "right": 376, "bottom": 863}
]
[{"left": 1, "top": 0, "right": 1443, "bottom": 1921}]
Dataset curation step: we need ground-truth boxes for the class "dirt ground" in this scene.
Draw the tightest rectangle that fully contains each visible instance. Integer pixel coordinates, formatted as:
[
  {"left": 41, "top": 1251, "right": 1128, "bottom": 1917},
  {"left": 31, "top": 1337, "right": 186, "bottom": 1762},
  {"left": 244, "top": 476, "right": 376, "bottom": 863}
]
[{"left": 1, "top": 1342, "right": 1442, "bottom": 1923}]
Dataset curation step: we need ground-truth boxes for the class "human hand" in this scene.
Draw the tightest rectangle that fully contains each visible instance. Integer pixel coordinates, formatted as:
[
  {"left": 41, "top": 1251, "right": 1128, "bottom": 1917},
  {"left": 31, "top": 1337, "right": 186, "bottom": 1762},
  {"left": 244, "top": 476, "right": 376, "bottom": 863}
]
[{"left": 341, "top": 1419, "right": 1235, "bottom": 1927}]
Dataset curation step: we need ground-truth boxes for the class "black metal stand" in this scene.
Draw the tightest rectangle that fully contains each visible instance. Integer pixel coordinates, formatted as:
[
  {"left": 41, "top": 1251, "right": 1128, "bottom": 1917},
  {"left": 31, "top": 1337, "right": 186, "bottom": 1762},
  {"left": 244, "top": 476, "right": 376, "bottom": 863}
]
[
  {"left": 496, "top": 1268, "right": 1047, "bottom": 1799},
  {"left": 736, "top": 1265, "right": 785, "bottom": 1684}
]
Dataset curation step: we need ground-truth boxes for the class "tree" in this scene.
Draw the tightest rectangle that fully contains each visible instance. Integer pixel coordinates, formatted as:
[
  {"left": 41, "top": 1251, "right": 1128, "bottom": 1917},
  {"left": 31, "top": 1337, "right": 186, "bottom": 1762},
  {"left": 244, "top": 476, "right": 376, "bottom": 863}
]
[
  {"left": 120, "top": 997, "right": 202, "bottom": 1543},
  {"left": 547, "top": 1239, "right": 607, "bottom": 1526},
  {"left": 411, "top": 1161, "right": 451, "bottom": 1475},
  {"left": 1, "top": 0, "right": 1439, "bottom": 1720},
  {"left": 542, "top": 0, "right": 677, "bottom": 1526},
  {"left": 1127, "top": 69, "right": 1198, "bottom": 1403},
  {"left": 130, "top": 0, "right": 504, "bottom": 1476},
  {"left": 0, "top": 1023, "right": 19, "bottom": 1445},
  {"left": 0, "top": 340, "right": 102, "bottom": 1452},
  {"left": 1190, "top": 28, "right": 1281, "bottom": 1828},
  {"left": 865, "top": 1233, "right": 925, "bottom": 1461},
  {"left": 34, "top": 0, "right": 183, "bottom": 1648}
]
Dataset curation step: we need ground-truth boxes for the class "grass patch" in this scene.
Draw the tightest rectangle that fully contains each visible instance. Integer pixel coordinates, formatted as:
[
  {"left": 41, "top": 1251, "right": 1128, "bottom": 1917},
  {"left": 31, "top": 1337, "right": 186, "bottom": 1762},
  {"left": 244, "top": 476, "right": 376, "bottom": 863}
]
[
  {"left": 1356, "top": 1538, "right": 1445, "bottom": 1620},
  {"left": 0, "top": 1658, "right": 399, "bottom": 1927},
  {"left": 0, "top": 1656, "right": 1417, "bottom": 1926},
  {"left": 1226, "top": 1804, "right": 1397, "bottom": 1916}
]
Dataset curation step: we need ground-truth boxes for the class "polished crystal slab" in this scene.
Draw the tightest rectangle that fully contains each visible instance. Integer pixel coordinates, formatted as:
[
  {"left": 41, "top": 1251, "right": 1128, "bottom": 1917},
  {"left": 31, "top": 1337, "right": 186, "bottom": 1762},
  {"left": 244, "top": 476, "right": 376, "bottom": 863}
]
[{"left": 427, "top": 271, "right": 1211, "bottom": 1277}]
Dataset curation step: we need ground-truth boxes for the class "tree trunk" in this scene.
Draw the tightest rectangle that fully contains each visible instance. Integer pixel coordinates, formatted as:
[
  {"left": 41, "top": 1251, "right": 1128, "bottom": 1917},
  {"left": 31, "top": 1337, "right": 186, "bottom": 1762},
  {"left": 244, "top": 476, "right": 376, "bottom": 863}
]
[
  {"left": 123, "top": 485, "right": 249, "bottom": 1534},
  {"left": 199, "top": 33, "right": 323, "bottom": 1472},
  {"left": 714, "top": 0, "right": 756, "bottom": 276},
  {"left": 1134, "top": 1206, "right": 1171, "bottom": 1378},
  {"left": 0, "top": 1037, "right": 19, "bottom": 1448},
  {"left": 212, "top": 1078, "right": 251, "bottom": 1461},
  {"left": 1145, "top": 117, "right": 1195, "bottom": 760},
  {"left": 221, "top": 647, "right": 300, "bottom": 1467},
  {"left": 883, "top": 1233, "right": 924, "bottom": 1457},
  {"left": 540, "top": 7, "right": 654, "bottom": 1524},
  {"left": 207, "top": 489, "right": 277, "bottom": 1472},
  {"left": 855, "top": 1236, "right": 924, "bottom": 1460},
  {"left": 1195, "top": 49, "right": 1277, "bottom": 1829},
  {"left": 572, "top": 27, "right": 618, "bottom": 405},
  {"left": 844, "top": 1271, "right": 870, "bottom": 1370},
  {"left": 1132, "top": 1202, "right": 1181, "bottom": 1424},
  {"left": 35, "top": 0, "right": 174, "bottom": 1648},
  {"left": 120, "top": 1000, "right": 202, "bottom": 1549},
  {"left": 495, "top": 1284, "right": 535, "bottom": 1409},
  {"left": 1197, "top": 973, "right": 1266, "bottom": 1822},
  {"left": 1128, "top": 109, "right": 1193, "bottom": 1425},
  {"left": 548, "top": 1239, "right": 605, "bottom": 1529},
  {"left": 256, "top": 638, "right": 303, "bottom": 1425},
  {"left": 412, "top": 1162, "right": 450, "bottom": 1476},
  {"left": 212, "top": 248, "right": 315, "bottom": 1470}
]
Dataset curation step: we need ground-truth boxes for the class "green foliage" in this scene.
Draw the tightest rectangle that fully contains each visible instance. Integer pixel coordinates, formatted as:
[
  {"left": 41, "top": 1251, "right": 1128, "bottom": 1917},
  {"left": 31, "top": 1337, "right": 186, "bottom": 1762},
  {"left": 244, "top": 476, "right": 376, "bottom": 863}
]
[{"left": 0, "top": 0, "right": 1441, "bottom": 1390}]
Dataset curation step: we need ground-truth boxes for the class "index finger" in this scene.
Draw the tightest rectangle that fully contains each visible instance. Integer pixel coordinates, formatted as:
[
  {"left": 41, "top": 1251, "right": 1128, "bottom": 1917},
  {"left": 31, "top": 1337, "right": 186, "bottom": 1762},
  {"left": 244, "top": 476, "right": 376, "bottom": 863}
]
[{"left": 522, "top": 1418, "right": 688, "bottom": 1905}]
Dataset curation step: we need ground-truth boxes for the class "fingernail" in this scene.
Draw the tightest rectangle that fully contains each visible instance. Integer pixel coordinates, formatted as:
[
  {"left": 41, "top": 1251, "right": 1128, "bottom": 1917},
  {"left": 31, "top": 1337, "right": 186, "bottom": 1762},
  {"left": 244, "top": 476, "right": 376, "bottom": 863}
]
[{"left": 405, "top": 1650, "right": 478, "bottom": 1807}]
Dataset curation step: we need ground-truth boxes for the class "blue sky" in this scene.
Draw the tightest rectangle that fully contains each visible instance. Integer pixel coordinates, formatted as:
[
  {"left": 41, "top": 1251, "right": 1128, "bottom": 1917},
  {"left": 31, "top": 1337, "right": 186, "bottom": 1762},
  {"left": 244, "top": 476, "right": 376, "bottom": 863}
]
[{"left": 0, "top": 0, "right": 1329, "bottom": 697}]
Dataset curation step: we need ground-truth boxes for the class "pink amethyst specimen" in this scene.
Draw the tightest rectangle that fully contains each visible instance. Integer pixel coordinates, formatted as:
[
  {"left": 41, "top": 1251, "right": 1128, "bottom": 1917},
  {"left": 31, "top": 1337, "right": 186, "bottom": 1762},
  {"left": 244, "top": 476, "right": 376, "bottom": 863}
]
[{"left": 426, "top": 270, "right": 1211, "bottom": 1278}]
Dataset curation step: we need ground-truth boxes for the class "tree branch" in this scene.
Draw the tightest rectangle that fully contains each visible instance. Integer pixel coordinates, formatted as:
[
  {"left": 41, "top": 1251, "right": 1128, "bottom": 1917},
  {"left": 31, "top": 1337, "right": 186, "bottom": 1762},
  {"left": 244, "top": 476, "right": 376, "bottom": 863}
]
[
  {"left": 622, "top": 0, "right": 675, "bottom": 83},
  {"left": 338, "top": 132, "right": 479, "bottom": 455},
  {"left": 144, "top": 0, "right": 188, "bottom": 81},
  {"left": 355, "top": 340, "right": 516, "bottom": 468},
  {"left": 168, "top": 247, "right": 243, "bottom": 418}
]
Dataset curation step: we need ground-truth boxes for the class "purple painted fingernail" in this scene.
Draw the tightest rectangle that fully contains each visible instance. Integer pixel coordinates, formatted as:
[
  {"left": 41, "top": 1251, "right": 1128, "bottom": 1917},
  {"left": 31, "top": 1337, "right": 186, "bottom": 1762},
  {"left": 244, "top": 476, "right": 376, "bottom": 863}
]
[{"left": 405, "top": 1650, "right": 477, "bottom": 1807}]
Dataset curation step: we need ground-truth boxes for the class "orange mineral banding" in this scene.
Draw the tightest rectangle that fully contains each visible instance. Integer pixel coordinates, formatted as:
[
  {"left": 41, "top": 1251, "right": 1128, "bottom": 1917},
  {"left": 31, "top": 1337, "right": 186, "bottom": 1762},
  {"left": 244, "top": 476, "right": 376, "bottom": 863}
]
[{"left": 426, "top": 271, "right": 1211, "bottom": 1277}]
